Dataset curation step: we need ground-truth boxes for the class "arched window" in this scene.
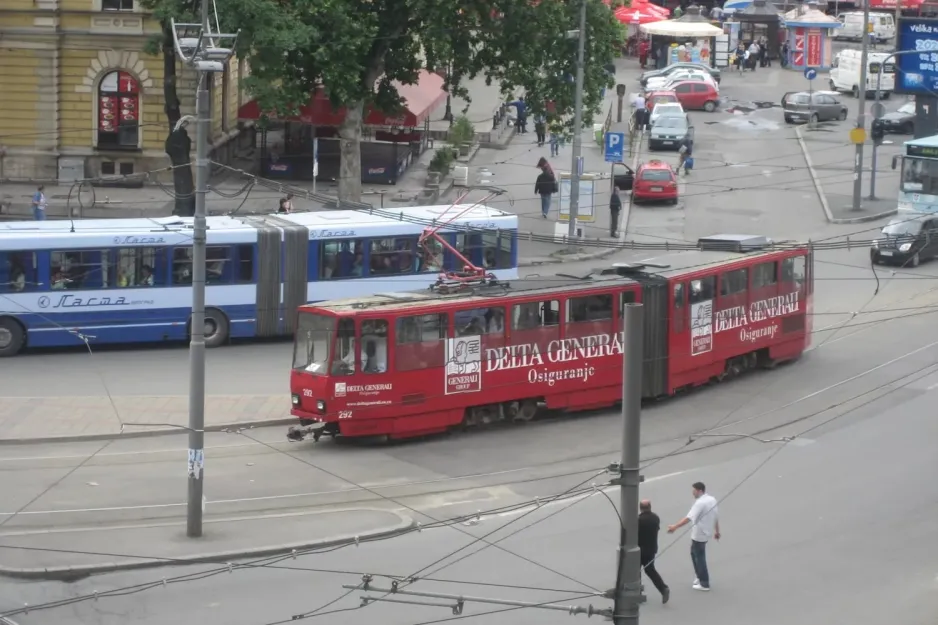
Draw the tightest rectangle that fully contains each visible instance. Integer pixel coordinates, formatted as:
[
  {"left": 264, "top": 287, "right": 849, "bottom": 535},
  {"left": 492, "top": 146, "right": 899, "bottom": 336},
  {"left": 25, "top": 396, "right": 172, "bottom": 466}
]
[{"left": 98, "top": 70, "right": 139, "bottom": 148}]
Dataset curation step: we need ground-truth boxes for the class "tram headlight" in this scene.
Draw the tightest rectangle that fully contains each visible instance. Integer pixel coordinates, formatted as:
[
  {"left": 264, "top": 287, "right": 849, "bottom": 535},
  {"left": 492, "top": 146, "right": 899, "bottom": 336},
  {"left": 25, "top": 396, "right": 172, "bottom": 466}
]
[
  {"left": 316, "top": 400, "right": 326, "bottom": 413},
  {"left": 899, "top": 243, "right": 912, "bottom": 252},
  {"left": 291, "top": 394, "right": 300, "bottom": 406}
]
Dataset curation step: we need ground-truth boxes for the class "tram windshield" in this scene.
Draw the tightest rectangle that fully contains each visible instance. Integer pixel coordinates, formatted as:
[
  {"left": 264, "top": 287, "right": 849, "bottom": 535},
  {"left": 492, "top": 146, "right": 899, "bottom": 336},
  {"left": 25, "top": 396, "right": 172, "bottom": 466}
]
[
  {"left": 901, "top": 157, "right": 938, "bottom": 194},
  {"left": 293, "top": 312, "right": 335, "bottom": 373}
]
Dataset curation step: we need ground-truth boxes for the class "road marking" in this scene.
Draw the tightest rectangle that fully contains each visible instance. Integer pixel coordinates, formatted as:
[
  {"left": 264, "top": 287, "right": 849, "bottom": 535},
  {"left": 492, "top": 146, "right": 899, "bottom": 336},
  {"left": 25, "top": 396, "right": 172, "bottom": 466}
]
[{"left": 926, "top": 382, "right": 938, "bottom": 391}]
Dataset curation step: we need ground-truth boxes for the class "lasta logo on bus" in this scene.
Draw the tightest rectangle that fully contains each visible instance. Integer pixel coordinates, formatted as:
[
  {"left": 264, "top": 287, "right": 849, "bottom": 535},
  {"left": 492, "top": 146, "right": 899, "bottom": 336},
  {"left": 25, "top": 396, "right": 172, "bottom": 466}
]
[{"left": 443, "top": 292, "right": 802, "bottom": 394}]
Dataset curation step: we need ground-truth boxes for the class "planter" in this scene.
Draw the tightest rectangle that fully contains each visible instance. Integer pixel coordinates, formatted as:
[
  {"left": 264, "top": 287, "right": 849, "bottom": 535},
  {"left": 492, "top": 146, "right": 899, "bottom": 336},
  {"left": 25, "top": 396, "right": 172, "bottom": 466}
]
[
  {"left": 459, "top": 142, "right": 471, "bottom": 157},
  {"left": 426, "top": 170, "right": 442, "bottom": 187}
]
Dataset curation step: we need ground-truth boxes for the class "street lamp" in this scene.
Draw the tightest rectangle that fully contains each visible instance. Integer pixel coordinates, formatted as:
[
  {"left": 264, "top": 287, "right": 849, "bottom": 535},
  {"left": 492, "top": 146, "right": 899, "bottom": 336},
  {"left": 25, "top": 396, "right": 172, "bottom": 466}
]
[{"left": 169, "top": 13, "right": 238, "bottom": 539}]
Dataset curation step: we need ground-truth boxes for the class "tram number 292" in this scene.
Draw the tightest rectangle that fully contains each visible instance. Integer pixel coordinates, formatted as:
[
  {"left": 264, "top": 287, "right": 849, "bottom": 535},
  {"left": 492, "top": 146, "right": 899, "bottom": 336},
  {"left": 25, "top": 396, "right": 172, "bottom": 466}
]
[{"left": 338, "top": 411, "right": 353, "bottom": 420}]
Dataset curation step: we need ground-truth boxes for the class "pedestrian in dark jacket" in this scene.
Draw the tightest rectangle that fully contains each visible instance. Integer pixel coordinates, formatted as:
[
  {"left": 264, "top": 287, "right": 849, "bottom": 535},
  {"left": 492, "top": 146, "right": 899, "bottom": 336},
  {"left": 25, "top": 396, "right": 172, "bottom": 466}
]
[
  {"left": 534, "top": 157, "right": 557, "bottom": 218},
  {"left": 609, "top": 186, "right": 622, "bottom": 238},
  {"left": 639, "top": 500, "right": 670, "bottom": 603}
]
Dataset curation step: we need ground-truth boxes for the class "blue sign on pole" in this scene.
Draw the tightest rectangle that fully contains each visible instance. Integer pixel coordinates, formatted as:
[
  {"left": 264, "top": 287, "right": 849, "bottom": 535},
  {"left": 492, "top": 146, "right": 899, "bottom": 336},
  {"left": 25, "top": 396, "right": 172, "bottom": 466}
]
[
  {"left": 804, "top": 67, "right": 817, "bottom": 81},
  {"left": 896, "top": 17, "right": 938, "bottom": 95},
  {"left": 604, "top": 132, "right": 625, "bottom": 163}
]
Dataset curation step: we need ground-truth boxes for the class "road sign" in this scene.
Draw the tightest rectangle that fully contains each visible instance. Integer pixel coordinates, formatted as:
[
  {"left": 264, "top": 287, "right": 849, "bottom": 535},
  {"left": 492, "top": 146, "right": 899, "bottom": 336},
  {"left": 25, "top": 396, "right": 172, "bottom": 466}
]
[
  {"left": 804, "top": 68, "right": 817, "bottom": 81},
  {"left": 849, "top": 127, "right": 867, "bottom": 144},
  {"left": 604, "top": 132, "right": 625, "bottom": 163},
  {"left": 871, "top": 101, "right": 886, "bottom": 119}
]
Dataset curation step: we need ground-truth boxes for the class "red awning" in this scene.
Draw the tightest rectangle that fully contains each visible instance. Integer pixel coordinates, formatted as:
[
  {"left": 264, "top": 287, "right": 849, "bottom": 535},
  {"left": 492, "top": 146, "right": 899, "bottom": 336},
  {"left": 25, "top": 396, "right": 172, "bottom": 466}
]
[{"left": 237, "top": 70, "right": 446, "bottom": 128}]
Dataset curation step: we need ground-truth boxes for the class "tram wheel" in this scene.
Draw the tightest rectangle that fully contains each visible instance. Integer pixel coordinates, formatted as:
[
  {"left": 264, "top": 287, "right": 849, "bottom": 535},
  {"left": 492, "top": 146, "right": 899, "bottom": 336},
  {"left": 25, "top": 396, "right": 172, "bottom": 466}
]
[{"left": 514, "top": 400, "right": 538, "bottom": 422}]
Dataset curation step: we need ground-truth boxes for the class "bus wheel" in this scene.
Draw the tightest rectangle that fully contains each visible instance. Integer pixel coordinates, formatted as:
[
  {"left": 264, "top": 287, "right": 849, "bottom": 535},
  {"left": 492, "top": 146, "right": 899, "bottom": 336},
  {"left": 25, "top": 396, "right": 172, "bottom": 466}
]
[
  {"left": 199, "top": 308, "right": 230, "bottom": 348},
  {"left": 0, "top": 318, "right": 26, "bottom": 357}
]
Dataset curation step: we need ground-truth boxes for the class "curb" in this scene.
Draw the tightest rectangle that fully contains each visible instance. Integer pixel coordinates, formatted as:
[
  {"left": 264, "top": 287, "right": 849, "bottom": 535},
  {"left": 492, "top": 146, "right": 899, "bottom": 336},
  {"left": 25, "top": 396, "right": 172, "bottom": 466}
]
[
  {"left": 0, "top": 417, "right": 295, "bottom": 446},
  {"left": 796, "top": 126, "right": 897, "bottom": 225},
  {"left": 0, "top": 511, "right": 415, "bottom": 581}
]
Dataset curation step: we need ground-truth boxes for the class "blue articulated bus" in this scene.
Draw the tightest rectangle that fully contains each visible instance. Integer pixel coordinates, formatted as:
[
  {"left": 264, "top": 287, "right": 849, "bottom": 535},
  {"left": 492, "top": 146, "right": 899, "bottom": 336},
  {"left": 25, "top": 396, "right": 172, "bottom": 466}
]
[{"left": 0, "top": 205, "right": 519, "bottom": 356}]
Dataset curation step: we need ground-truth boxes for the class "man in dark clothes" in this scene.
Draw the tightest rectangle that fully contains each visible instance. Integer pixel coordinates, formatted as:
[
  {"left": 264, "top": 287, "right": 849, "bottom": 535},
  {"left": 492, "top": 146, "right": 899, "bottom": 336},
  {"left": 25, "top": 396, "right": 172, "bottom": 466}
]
[
  {"left": 639, "top": 499, "right": 670, "bottom": 603},
  {"left": 609, "top": 186, "right": 622, "bottom": 238}
]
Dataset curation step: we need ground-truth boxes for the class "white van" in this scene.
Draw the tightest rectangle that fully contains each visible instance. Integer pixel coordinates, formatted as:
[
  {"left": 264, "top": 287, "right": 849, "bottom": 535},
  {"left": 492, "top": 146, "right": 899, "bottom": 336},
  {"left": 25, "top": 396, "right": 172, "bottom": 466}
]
[
  {"left": 829, "top": 50, "right": 896, "bottom": 98},
  {"left": 834, "top": 11, "right": 896, "bottom": 43}
]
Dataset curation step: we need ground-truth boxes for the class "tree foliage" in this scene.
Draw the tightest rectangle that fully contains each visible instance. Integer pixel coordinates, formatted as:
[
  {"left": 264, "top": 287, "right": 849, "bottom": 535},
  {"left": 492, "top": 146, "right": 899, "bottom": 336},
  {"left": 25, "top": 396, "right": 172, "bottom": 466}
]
[{"left": 140, "top": 0, "right": 624, "bottom": 205}]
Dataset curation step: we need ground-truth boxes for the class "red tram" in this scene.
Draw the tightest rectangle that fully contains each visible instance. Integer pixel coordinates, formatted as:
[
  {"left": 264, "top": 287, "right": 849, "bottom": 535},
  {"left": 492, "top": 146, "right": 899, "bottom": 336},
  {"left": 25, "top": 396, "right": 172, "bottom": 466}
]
[{"left": 288, "top": 234, "right": 814, "bottom": 441}]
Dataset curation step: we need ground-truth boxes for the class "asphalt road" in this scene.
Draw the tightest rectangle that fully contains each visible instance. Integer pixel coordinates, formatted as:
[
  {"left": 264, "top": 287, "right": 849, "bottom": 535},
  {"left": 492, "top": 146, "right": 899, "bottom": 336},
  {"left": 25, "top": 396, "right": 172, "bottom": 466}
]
[{"left": 4, "top": 370, "right": 937, "bottom": 625}]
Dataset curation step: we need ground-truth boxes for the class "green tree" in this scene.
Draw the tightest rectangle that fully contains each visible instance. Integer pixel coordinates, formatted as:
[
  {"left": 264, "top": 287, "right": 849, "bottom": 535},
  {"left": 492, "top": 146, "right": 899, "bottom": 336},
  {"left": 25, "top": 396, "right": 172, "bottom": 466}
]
[{"left": 139, "top": 0, "right": 198, "bottom": 216}]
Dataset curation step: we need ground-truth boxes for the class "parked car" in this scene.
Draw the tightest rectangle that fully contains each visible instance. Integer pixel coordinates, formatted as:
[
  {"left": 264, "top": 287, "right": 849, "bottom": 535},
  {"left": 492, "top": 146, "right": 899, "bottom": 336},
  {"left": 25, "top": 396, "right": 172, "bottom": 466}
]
[
  {"left": 632, "top": 160, "right": 679, "bottom": 205},
  {"left": 645, "top": 90, "right": 680, "bottom": 112},
  {"left": 870, "top": 215, "right": 938, "bottom": 267},
  {"left": 645, "top": 70, "right": 716, "bottom": 91},
  {"left": 670, "top": 80, "right": 720, "bottom": 112},
  {"left": 649, "top": 114, "right": 693, "bottom": 151},
  {"left": 656, "top": 74, "right": 719, "bottom": 95},
  {"left": 649, "top": 102, "right": 685, "bottom": 127},
  {"left": 613, "top": 163, "right": 635, "bottom": 191},
  {"left": 639, "top": 62, "right": 721, "bottom": 86},
  {"left": 879, "top": 102, "right": 915, "bottom": 134},
  {"left": 781, "top": 90, "right": 848, "bottom": 124}
]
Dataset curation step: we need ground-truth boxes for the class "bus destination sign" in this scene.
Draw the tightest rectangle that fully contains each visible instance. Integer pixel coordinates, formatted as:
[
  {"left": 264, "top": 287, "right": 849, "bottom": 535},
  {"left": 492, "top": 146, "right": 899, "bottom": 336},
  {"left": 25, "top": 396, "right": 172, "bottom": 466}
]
[{"left": 906, "top": 144, "right": 938, "bottom": 157}]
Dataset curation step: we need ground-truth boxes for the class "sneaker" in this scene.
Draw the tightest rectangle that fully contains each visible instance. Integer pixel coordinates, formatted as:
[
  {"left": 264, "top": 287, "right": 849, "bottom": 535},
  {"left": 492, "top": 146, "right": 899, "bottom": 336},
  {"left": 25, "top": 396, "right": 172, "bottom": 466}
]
[
  {"left": 692, "top": 583, "right": 710, "bottom": 592},
  {"left": 693, "top": 578, "right": 699, "bottom": 585},
  {"left": 662, "top": 587, "right": 670, "bottom": 604}
]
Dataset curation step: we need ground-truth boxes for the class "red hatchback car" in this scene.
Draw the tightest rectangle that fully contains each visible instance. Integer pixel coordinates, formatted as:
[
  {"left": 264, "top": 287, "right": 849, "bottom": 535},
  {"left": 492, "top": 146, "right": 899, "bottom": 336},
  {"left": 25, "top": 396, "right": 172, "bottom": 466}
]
[
  {"left": 668, "top": 80, "right": 720, "bottom": 112},
  {"left": 632, "top": 160, "right": 678, "bottom": 205}
]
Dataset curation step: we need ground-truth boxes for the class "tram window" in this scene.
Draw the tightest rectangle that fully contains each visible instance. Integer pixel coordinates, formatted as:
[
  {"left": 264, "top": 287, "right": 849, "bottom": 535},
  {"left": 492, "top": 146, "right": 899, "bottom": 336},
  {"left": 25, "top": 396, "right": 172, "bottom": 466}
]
[
  {"left": 396, "top": 314, "right": 448, "bottom": 372},
  {"left": 781, "top": 256, "right": 806, "bottom": 287},
  {"left": 206, "top": 246, "right": 230, "bottom": 284},
  {"left": 370, "top": 238, "right": 415, "bottom": 276},
  {"left": 236, "top": 244, "right": 254, "bottom": 283},
  {"left": 456, "top": 307, "right": 505, "bottom": 336},
  {"left": 115, "top": 247, "right": 164, "bottom": 287},
  {"left": 331, "top": 318, "right": 357, "bottom": 376},
  {"left": 320, "top": 240, "right": 365, "bottom": 280},
  {"left": 293, "top": 313, "right": 335, "bottom": 374},
  {"left": 50, "top": 250, "right": 111, "bottom": 290},
  {"left": 568, "top": 294, "right": 613, "bottom": 323},
  {"left": 689, "top": 276, "right": 715, "bottom": 304},
  {"left": 672, "top": 283, "right": 686, "bottom": 333},
  {"left": 619, "top": 291, "right": 637, "bottom": 312},
  {"left": 512, "top": 300, "right": 560, "bottom": 330},
  {"left": 360, "top": 319, "right": 389, "bottom": 374},
  {"left": 753, "top": 261, "right": 777, "bottom": 288},
  {"left": 720, "top": 268, "right": 748, "bottom": 297},
  {"left": 419, "top": 239, "right": 443, "bottom": 273},
  {"left": 0, "top": 251, "right": 38, "bottom": 293},
  {"left": 172, "top": 247, "right": 193, "bottom": 285}
]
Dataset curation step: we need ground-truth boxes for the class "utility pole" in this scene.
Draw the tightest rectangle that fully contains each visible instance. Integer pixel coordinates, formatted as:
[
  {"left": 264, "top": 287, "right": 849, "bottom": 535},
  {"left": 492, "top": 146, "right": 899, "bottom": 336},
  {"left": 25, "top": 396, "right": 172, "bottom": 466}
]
[
  {"left": 567, "top": 0, "right": 587, "bottom": 250},
  {"left": 169, "top": 4, "right": 238, "bottom": 539},
  {"left": 612, "top": 303, "right": 646, "bottom": 625},
  {"left": 851, "top": 0, "right": 871, "bottom": 211}
]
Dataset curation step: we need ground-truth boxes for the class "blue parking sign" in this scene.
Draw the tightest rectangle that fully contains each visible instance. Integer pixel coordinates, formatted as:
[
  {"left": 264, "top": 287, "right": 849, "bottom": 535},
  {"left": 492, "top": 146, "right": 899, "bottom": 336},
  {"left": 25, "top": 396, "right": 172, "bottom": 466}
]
[{"left": 605, "top": 132, "right": 625, "bottom": 163}]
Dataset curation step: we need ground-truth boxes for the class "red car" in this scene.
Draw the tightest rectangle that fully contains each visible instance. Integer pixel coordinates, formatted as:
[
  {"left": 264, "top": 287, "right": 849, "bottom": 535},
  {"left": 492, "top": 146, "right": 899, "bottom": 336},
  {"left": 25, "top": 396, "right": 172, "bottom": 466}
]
[
  {"left": 632, "top": 160, "right": 678, "bottom": 205},
  {"left": 668, "top": 80, "right": 720, "bottom": 112},
  {"left": 644, "top": 90, "right": 679, "bottom": 111}
]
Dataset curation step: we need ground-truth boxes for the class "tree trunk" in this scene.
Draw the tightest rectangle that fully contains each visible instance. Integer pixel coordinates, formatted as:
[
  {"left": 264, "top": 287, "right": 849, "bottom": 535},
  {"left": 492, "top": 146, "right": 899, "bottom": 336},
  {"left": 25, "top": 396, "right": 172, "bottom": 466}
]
[
  {"left": 162, "top": 22, "right": 195, "bottom": 217},
  {"left": 337, "top": 100, "right": 365, "bottom": 205}
]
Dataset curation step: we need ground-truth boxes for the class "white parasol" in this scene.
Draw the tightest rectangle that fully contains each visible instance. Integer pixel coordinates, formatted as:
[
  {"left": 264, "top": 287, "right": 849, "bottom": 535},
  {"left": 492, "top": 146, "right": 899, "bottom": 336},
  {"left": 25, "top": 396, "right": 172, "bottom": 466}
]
[{"left": 639, "top": 20, "right": 724, "bottom": 37}]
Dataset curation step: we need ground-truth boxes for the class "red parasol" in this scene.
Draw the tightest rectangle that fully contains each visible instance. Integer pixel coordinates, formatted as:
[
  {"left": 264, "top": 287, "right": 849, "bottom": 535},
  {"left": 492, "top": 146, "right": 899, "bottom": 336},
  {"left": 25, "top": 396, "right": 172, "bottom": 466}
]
[
  {"left": 614, "top": 4, "right": 668, "bottom": 24},
  {"left": 631, "top": 2, "right": 670, "bottom": 16}
]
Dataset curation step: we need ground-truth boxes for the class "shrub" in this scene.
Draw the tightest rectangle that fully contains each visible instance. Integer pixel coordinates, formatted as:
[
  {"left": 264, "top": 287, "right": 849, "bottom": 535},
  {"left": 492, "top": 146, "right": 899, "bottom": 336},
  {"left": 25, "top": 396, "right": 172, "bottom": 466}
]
[
  {"left": 449, "top": 115, "right": 475, "bottom": 145},
  {"left": 428, "top": 146, "right": 458, "bottom": 176}
]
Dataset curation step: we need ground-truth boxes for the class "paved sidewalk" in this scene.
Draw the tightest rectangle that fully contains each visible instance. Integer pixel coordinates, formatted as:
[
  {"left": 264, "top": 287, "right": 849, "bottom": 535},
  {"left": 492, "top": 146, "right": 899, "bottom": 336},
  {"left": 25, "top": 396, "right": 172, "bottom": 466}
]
[{"left": 0, "top": 507, "right": 413, "bottom": 578}]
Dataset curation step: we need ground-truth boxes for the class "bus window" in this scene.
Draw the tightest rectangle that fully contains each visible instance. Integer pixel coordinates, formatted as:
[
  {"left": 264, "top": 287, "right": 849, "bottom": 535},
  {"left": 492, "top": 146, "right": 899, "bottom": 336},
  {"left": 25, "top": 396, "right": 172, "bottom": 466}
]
[
  {"left": 51, "top": 250, "right": 111, "bottom": 289},
  {"left": 418, "top": 239, "right": 443, "bottom": 273},
  {"left": 115, "top": 247, "right": 164, "bottom": 287},
  {"left": 331, "top": 318, "right": 357, "bottom": 376},
  {"left": 396, "top": 313, "right": 447, "bottom": 372},
  {"left": 0, "top": 251, "right": 38, "bottom": 293},
  {"left": 360, "top": 319, "right": 389, "bottom": 374},
  {"left": 370, "top": 238, "right": 415, "bottom": 275},
  {"left": 481, "top": 231, "right": 513, "bottom": 269},
  {"left": 293, "top": 312, "right": 335, "bottom": 374},
  {"left": 172, "top": 247, "right": 193, "bottom": 285},
  {"left": 206, "top": 246, "right": 229, "bottom": 284},
  {"left": 567, "top": 293, "right": 614, "bottom": 339},
  {"left": 236, "top": 244, "right": 254, "bottom": 283},
  {"left": 672, "top": 283, "right": 685, "bottom": 333},
  {"left": 320, "top": 239, "right": 364, "bottom": 279}
]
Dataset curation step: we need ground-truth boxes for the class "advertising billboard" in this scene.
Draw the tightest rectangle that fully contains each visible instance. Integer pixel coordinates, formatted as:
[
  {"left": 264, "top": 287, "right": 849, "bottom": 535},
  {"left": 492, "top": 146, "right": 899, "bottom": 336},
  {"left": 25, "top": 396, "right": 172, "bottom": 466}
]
[{"left": 895, "top": 17, "right": 938, "bottom": 95}]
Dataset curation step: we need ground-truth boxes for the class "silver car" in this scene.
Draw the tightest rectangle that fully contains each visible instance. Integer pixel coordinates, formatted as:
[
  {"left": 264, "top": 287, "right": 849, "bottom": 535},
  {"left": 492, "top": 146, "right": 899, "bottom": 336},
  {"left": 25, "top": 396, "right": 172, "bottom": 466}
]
[{"left": 648, "top": 114, "right": 693, "bottom": 151}]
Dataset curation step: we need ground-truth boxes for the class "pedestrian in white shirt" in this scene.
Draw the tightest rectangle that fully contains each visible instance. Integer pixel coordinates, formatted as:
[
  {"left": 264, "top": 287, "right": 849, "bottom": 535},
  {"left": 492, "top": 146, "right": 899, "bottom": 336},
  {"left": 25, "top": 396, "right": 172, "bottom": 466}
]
[{"left": 667, "top": 481, "right": 720, "bottom": 591}]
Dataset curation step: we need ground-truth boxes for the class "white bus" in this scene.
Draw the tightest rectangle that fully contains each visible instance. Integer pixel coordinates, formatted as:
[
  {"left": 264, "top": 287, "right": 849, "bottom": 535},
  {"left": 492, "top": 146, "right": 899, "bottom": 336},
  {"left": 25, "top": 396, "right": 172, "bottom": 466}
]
[{"left": 0, "top": 205, "right": 519, "bottom": 356}]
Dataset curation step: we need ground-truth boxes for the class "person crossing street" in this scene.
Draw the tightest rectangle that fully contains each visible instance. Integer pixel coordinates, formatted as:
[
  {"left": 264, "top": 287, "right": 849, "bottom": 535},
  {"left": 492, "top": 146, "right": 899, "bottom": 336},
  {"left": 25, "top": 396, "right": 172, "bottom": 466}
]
[{"left": 639, "top": 500, "right": 670, "bottom": 603}]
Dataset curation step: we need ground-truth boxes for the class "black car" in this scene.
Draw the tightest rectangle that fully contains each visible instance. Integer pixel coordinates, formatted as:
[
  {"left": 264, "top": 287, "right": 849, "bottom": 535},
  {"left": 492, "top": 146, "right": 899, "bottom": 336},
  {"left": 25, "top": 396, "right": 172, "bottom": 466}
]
[
  {"left": 870, "top": 215, "right": 938, "bottom": 267},
  {"left": 613, "top": 163, "right": 634, "bottom": 191},
  {"left": 639, "top": 62, "right": 721, "bottom": 87},
  {"left": 879, "top": 102, "right": 915, "bottom": 135},
  {"left": 782, "top": 91, "right": 849, "bottom": 124}
]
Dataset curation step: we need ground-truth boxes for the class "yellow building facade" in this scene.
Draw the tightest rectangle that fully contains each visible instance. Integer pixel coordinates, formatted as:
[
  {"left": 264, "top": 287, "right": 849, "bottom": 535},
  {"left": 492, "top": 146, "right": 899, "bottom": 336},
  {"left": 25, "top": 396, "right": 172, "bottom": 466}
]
[{"left": 0, "top": 0, "right": 247, "bottom": 182}]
